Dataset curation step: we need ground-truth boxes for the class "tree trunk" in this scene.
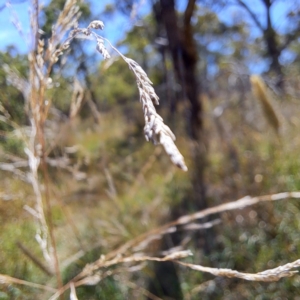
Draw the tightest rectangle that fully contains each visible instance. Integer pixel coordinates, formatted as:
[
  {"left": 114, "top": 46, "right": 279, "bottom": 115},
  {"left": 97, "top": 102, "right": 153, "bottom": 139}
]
[
  {"left": 156, "top": 0, "right": 202, "bottom": 139},
  {"left": 263, "top": 0, "right": 284, "bottom": 89},
  {"left": 148, "top": 1, "right": 212, "bottom": 298},
  {"left": 237, "top": 0, "right": 285, "bottom": 89}
]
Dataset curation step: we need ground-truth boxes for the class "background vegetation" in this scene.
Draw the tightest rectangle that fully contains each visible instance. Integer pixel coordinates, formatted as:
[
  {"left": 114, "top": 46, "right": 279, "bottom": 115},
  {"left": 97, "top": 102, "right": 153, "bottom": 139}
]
[{"left": 0, "top": 0, "right": 300, "bottom": 299}]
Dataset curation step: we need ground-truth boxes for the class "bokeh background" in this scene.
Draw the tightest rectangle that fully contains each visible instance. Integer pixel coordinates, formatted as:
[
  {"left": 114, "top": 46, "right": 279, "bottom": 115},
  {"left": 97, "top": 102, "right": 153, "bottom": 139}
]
[{"left": 1, "top": 0, "right": 300, "bottom": 299}]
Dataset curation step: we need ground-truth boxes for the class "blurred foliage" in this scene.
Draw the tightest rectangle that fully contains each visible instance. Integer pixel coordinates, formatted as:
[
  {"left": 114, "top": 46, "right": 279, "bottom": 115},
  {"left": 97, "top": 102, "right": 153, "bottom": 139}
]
[
  {"left": 0, "top": 0, "right": 300, "bottom": 299},
  {"left": 0, "top": 50, "right": 27, "bottom": 129},
  {"left": 41, "top": 0, "right": 91, "bottom": 35},
  {"left": 2, "top": 134, "right": 24, "bottom": 156},
  {"left": 92, "top": 59, "right": 137, "bottom": 107}
]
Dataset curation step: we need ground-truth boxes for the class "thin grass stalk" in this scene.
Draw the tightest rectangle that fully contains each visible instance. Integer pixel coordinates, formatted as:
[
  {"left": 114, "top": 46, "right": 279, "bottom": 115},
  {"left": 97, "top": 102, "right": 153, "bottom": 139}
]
[
  {"left": 23, "top": 0, "right": 81, "bottom": 292},
  {"left": 24, "top": 120, "right": 52, "bottom": 265},
  {"left": 87, "top": 192, "right": 300, "bottom": 263},
  {"left": 47, "top": 191, "right": 300, "bottom": 299},
  {"left": 49, "top": 251, "right": 192, "bottom": 300},
  {"left": 69, "top": 283, "right": 78, "bottom": 300},
  {"left": 176, "top": 259, "right": 300, "bottom": 282},
  {"left": 2, "top": 4, "right": 82, "bottom": 282},
  {"left": 26, "top": 0, "right": 66, "bottom": 292},
  {"left": 16, "top": 241, "right": 53, "bottom": 276},
  {"left": 0, "top": 274, "right": 57, "bottom": 293},
  {"left": 41, "top": 147, "right": 63, "bottom": 289}
]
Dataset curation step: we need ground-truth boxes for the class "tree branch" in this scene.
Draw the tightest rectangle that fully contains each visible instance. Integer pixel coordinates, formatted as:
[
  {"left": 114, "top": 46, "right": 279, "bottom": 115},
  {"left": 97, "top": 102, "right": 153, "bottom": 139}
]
[
  {"left": 279, "top": 30, "right": 300, "bottom": 52},
  {"left": 184, "top": 0, "right": 197, "bottom": 26},
  {"left": 236, "top": 0, "right": 264, "bottom": 32}
]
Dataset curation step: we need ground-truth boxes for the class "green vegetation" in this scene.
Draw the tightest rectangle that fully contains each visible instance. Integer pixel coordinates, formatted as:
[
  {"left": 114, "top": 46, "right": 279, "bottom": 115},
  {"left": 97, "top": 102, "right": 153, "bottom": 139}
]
[{"left": 1, "top": 0, "right": 300, "bottom": 299}]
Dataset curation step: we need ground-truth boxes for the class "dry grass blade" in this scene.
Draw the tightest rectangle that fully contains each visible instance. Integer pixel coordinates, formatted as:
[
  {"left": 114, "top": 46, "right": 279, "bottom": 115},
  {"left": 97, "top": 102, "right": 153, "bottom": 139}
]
[
  {"left": 100, "top": 192, "right": 300, "bottom": 260},
  {"left": 47, "top": 0, "right": 81, "bottom": 63},
  {"left": 183, "top": 219, "right": 221, "bottom": 230},
  {"left": 53, "top": 191, "right": 299, "bottom": 296},
  {"left": 0, "top": 161, "right": 29, "bottom": 182},
  {"left": 177, "top": 259, "right": 300, "bottom": 282},
  {"left": 0, "top": 274, "right": 56, "bottom": 292},
  {"left": 15, "top": 0, "right": 84, "bottom": 290},
  {"left": 16, "top": 241, "right": 54, "bottom": 276},
  {"left": 69, "top": 282, "right": 78, "bottom": 300},
  {"left": 49, "top": 251, "right": 192, "bottom": 300},
  {"left": 175, "top": 192, "right": 300, "bottom": 226},
  {"left": 80, "top": 250, "right": 193, "bottom": 278}
]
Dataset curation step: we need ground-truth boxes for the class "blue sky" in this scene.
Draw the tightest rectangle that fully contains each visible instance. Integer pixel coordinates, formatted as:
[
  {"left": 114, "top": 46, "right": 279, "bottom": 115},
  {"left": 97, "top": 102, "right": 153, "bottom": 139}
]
[
  {"left": 0, "top": 0, "right": 154, "bottom": 53},
  {"left": 0, "top": 0, "right": 31, "bottom": 52},
  {"left": 0, "top": 0, "right": 296, "bottom": 73},
  {"left": 0, "top": 0, "right": 293, "bottom": 48}
]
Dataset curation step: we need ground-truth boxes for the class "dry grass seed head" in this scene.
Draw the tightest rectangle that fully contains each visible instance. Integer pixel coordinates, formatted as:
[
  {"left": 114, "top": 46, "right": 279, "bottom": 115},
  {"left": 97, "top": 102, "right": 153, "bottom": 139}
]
[
  {"left": 250, "top": 75, "right": 281, "bottom": 134},
  {"left": 67, "top": 20, "right": 187, "bottom": 170}
]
